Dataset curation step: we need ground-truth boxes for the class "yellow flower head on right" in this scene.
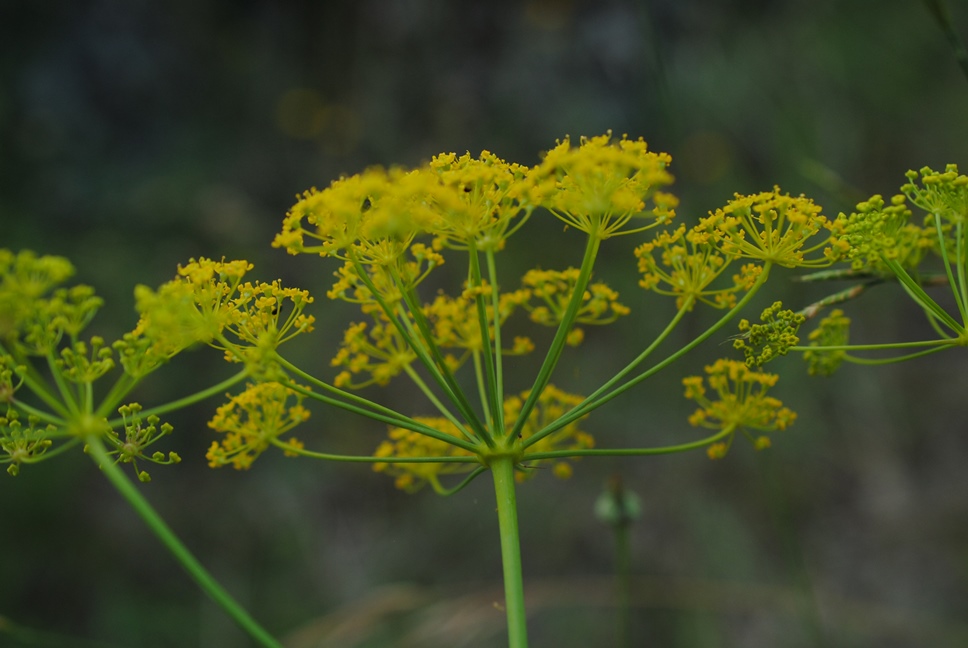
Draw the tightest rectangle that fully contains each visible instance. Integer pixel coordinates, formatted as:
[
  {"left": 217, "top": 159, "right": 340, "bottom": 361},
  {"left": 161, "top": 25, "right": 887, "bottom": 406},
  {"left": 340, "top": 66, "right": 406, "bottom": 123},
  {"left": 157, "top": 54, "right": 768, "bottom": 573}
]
[{"left": 699, "top": 188, "right": 846, "bottom": 268}]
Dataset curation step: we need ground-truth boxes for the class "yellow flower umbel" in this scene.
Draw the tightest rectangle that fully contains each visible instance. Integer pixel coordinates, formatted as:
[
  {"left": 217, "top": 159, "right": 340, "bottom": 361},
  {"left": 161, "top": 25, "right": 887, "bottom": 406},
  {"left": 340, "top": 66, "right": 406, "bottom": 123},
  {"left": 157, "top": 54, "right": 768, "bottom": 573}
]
[
  {"left": 206, "top": 382, "right": 310, "bottom": 470},
  {"left": 428, "top": 150, "right": 534, "bottom": 252},
  {"left": 838, "top": 194, "right": 934, "bottom": 274},
  {"left": 119, "top": 259, "right": 315, "bottom": 379},
  {"left": 520, "top": 268, "right": 629, "bottom": 345},
  {"left": 682, "top": 359, "right": 796, "bottom": 459},
  {"left": 1, "top": 408, "right": 55, "bottom": 476},
  {"left": 117, "top": 258, "right": 253, "bottom": 376},
  {"left": 803, "top": 309, "right": 851, "bottom": 376},
  {"left": 0, "top": 250, "right": 103, "bottom": 356},
  {"left": 529, "top": 133, "right": 677, "bottom": 238},
  {"left": 330, "top": 316, "right": 417, "bottom": 388},
  {"left": 699, "top": 187, "right": 847, "bottom": 268},
  {"left": 635, "top": 224, "right": 761, "bottom": 310},
  {"left": 422, "top": 281, "right": 534, "bottom": 362}
]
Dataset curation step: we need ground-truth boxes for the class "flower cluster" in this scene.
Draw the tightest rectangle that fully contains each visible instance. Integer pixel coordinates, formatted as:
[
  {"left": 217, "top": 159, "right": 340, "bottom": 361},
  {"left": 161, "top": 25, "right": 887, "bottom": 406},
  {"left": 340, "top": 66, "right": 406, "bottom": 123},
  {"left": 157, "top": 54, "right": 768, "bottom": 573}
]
[
  {"left": 1, "top": 408, "right": 54, "bottom": 476},
  {"left": 697, "top": 188, "right": 847, "bottom": 268},
  {"left": 372, "top": 417, "right": 477, "bottom": 492},
  {"left": 206, "top": 382, "right": 310, "bottom": 470},
  {"left": 0, "top": 250, "right": 103, "bottom": 356},
  {"left": 104, "top": 403, "right": 181, "bottom": 482},
  {"left": 901, "top": 164, "right": 968, "bottom": 225},
  {"left": 682, "top": 359, "right": 796, "bottom": 459},
  {"left": 119, "top": 258, "right": 314, "bottom": 378},
  {"left": 526, "top": 132, "right": 677, "bottom": 238},
  {"left": 803, "top": 309, "right": 851, "bottom": 376},
  {"left": 520, "top": 268, "right": 629, "bottom": 345},
  {"left": 837, "top": 194, "right": 933, "bottom": 274},
  {"left": 635, "top": 224, "right": 761, "bottom": 310},
  {"left": 732, "top": 302, "right": 805, "bottom": 367}
]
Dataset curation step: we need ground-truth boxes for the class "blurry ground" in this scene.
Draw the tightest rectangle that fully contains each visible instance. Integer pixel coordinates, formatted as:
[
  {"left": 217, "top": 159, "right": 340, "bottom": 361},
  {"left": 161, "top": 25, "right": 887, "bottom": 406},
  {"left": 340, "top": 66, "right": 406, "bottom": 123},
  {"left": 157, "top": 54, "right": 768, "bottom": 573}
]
[{"left": 2, "top": 1, "right": 968, "bottom": 646}]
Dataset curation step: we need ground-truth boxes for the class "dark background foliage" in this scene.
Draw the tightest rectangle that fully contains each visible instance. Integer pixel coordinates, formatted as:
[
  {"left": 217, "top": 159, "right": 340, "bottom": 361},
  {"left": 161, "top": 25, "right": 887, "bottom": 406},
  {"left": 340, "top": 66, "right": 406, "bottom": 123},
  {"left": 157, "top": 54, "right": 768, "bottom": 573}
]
[{"left": 3, "top": 1, "right": 968, "bottom": 646}]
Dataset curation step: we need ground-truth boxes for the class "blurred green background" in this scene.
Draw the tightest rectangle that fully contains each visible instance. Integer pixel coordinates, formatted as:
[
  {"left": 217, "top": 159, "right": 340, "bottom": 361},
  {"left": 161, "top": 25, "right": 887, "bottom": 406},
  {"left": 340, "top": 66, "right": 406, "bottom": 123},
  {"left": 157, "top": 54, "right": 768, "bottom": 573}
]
[{"left": 3, "top": 0, "right": 968, "bottom": 646}]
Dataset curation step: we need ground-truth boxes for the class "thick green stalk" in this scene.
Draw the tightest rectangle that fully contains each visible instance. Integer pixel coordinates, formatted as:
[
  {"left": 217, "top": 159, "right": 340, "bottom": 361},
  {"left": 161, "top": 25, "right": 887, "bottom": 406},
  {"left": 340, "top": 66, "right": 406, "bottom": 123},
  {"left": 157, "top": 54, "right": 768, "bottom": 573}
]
[
  {"left": 84, "top": 436, "right": 282, "bottom": 648},
  {"left": 490, "top": 455, "right": 529, "bottom": 648}
]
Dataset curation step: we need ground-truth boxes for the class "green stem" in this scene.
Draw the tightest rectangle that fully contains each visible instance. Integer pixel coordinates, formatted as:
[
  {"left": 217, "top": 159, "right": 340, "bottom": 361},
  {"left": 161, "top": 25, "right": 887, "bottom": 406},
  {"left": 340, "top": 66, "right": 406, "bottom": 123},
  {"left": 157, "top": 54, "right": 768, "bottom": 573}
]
[
  {"left": 278, "top": 378, "right": 481, "bottom": 453},
  {"left": 46, "top": 351, "right": 79, "bottom": 415},
  {"left": 348, "top": 254, "right": 484, "bottom": 438},
  {"left": 468, "top": 243, "right": 501, "bottom": 429},
  {"left": 791, "top": 339, "right": 951, "bottom": 352},
  {"left": 511, "top": 234, "right": 601, "bottom": 439},
  {"left": 886, "top": 259, "right": 963, "bottom": 333},
  {"left": 269, "top": 438, "right": 480, "bottom": 464},
  {"left": 525, "top": 426, "right": 734, "bottom": 460},
  {"left": 10, "top": 398, "right": 65, "bottom": 426},
  {"left": 842, "top": 345, "right": 951, "bottom": 364},
  {"left": 429, "top": 466, "right": 489, "bottom": 496},
  {"left": 0, "top": 342, "right": 72, "bottom": 418},
  {"left": 403, "top": 364, "right": 475, "bottom": 441},
  {"left": 486, "top": 249, "right": 507, "bottom": 432},
  {"left": 102, "top": 370, "right": 249, "bottom": 427},
  {"left": 397, "top": 277, "right": 491, "bottom": 444},
  {"left": 277, "top": 355, "right": 444, "bottom": 428},
  {"left": 490, "top": 454, "right": 529, "bottom": 648},
  {"left": 84, "top": 435, "right": 282, "bottom": 648},
  {"left": 472, "top": 351, "right": 494, "bottom": 429},
  {"left": 933, "top": 214, "right": 968, "bottom": 324},
  {"left": 956, "top": 219, "right": 968, "bottom": 323}
]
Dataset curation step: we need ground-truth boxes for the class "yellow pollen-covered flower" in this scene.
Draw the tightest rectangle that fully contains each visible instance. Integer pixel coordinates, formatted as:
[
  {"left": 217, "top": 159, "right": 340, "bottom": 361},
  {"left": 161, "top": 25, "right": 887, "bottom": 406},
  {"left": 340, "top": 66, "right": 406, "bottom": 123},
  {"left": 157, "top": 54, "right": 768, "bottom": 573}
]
[
  {"left": 330, "top": 315, "right": 417, "bottom": 389},
  {"left": 635, "top": 225, "right": 753, "bottom": 310},
  {"left": 528, "top": 132, "right": 676, "bottom": 238},
  {"left": 427, "top": 150, "right": 534, "bottom": 251},
  {"left": 682, "top": 359, "right": 795, "bottom": 459},
  {"left": 0, "top": 250, "right": 102, "bottom": 356},
  {"left": 520, "top": 267, "right": 629, "bottom": 343},
  {"left": 699, "top": 188, "right": 845, "bottom": 268},
  {"left": 207, "top": 382, "right": 310, "bottom": 470}
]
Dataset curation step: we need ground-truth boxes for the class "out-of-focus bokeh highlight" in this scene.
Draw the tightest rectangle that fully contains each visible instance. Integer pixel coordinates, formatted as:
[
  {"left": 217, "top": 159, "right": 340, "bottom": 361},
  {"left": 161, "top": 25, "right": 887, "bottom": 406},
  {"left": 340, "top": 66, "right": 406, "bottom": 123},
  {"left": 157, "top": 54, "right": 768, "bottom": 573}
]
[{"left": 3, "top": 1, "right": 968, "bottom": 646}]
